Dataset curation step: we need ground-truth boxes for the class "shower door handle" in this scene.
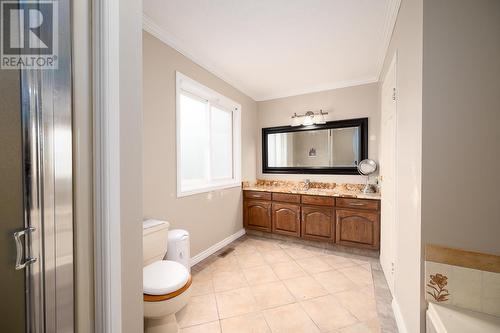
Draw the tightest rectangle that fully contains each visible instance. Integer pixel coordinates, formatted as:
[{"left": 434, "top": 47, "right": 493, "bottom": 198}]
[{"left": 13, "top": 227, "right": 37, "bottom": 270}]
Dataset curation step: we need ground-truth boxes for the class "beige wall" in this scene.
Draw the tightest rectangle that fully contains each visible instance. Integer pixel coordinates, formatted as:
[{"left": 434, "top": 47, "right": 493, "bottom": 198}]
[
  {"left": 73, "top": 0, "right": 94, "bottom": 331},
  {"left": 331, "top": 128, "right": 360, "bottom": 166},
  {"left": 293, "top": 131, "right": 330, "bottom": 167},
  {"left": 257, "top": 83, "right": 379, "bottom": 183},
  {"left": 379, "top": 0, "right": 423, "bottom": 332},
  {"left": 120, "top": 1, "right": 144, "bottom": 331},
  {"left": 142, "top": 32, "right": 258, "bottom": 256},
  {"left": 422, "top": 0, "right": 500, "bottom": 256}
]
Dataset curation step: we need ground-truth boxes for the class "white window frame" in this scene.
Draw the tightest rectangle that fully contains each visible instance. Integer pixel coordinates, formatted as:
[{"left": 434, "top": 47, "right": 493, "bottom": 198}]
[{"left": 176, "top": 71, "right": 241, "bottom": 197}]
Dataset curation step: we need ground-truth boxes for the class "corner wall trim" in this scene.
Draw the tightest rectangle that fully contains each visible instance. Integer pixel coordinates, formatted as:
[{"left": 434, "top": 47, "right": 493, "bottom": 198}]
[
  {"left": 376, "top": 0, "right": 402, "bottom": 79},
  {"left": 190, "top": 229, "right": 246, "bottom": 267},
  {"left": 142, "top": 14, "right": 380, "bottom": 102},
  {"left": 93, "top": 0, "right": 122, "bottom": 331},
  {"left": 142, "top": 14, "right": 252, "bottom": 101},
  {"left": 392, "top": 299, "right": 408, "bottom": 333}
]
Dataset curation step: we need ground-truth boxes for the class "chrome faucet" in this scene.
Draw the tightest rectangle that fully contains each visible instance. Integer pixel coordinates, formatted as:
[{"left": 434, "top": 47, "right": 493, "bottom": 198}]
[{"left": 304, "top": 179, "right": 310, "bottom": 191}]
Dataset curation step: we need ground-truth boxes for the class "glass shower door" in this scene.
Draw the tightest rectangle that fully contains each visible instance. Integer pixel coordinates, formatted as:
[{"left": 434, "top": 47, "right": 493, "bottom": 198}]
[{"left": 0, "top": 0, "right": 74, "bottom": 331}]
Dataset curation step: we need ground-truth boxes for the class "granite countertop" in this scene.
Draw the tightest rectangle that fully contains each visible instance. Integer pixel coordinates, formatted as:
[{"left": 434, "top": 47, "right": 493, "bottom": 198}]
[{"left": 242, "top": 180, "right": 381, "bottom": 200}]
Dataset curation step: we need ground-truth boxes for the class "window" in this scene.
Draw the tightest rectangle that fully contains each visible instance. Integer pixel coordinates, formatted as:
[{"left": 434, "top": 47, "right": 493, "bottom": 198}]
[{"left": 176, "top": 72, "right": 241, "bottom": 197}]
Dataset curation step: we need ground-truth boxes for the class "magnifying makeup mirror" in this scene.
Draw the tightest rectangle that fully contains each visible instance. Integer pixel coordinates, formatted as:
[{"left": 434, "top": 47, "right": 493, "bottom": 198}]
[{"left": 357, "top": 159, "right": 377, "bottom": 194}]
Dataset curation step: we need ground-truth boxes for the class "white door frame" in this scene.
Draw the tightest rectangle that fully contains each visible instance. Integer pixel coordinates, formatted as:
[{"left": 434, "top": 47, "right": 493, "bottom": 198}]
[
  {"left": 380, "top": 52, "right": 399, "bottom": 295},
  {"left": 92, "top": 0, "right": 122, "bottom": 332}
]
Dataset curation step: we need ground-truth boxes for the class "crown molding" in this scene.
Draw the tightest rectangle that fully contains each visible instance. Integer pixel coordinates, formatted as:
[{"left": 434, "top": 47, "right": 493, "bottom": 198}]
[
  {"left": 376, "top": 0, "right": 402, "bottom": 80},
  {"left": 255, "top": 77, "right": 378, "bottom": 102},
  {"left": 142, "top": 14, "right": 257, "bottom": 100},
  {"left": 143, "top": 0, "right": 401, "bottom": 102}
]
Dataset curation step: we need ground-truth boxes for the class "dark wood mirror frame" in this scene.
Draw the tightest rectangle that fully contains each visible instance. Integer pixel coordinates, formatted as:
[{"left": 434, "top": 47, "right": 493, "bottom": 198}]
[{"left": 262, "top": 117, "right": 368, "bottom": 175}]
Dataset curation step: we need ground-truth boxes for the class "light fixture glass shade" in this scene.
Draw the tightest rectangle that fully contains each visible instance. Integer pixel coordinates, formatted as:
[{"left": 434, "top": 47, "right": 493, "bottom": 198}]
[
  {"left": 291, "top": 115, "right": 301, "bottom": 126},
  {"left": 291, "top": 110, "right": 328, "bottom": 126},
  {"left": 315, "top": 112, "right": 326, "bottom": 124},
  {"left": 302, "top": 115, "right": 314, "bottom": 126}
]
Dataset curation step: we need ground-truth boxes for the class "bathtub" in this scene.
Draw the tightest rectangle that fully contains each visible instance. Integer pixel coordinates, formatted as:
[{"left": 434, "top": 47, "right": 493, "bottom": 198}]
[{"left": 426, "top": 303, "right": 500, "bottom": 333}]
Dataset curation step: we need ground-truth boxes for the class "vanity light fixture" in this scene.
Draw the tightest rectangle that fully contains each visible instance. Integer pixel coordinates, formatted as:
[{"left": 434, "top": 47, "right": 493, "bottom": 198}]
[
  {"left": 291, "top": 114, "right": 302, "bottom": 127},
  {"left": 290, "top": 110, "right": 328, "bottom": 126}
]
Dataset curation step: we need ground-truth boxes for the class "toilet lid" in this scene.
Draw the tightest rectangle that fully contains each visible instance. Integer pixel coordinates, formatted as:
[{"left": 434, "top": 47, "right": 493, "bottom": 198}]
[{"left": 143, "top": 260, "right": 189, "bottom": 295}]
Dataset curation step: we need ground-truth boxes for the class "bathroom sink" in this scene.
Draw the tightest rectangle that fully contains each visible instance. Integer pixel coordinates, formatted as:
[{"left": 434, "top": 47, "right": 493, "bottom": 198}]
[{"left": 291, "top": 186, "right": 308, "bottom": 192}]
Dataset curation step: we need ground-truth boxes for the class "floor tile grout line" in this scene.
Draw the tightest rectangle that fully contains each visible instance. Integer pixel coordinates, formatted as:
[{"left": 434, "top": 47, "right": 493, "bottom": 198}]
[
  {"left": 213, "top": 283, "right": 223, "bottom": 325},
  {"left": 191, "top": 235, "right": 389, "bottom": 332},
  {"left": 214, "top": 282, "right": 261, "bottom": 321},
  {"left": 178, "top": 320, "right": 221, "bottom": 332},
  {"left": 248, "top": 280, "right": 292, "bottom": 312},
  {"left": 179, "top": 293, "right": 365, "bottom": 332},
  {"left": 328, "top": 290, "right": 364, "bottom": 326},
  {"left": 260, "top": 311, "right": 274, "bottom": 333},
  {"left": 217, "top": 308, "right": 261, "bottom": 322},
  {"left": 251, "top": 233, "right": 380, "bottom": 262},
  {"left": 300, "top": 295, "right": 365, "bottom": 331},
  {"left": 189, "top": 287, "right": 377, "bottom": 329},
  {"left": 296, "top": 299, "right": 324, "bottom": 332}
]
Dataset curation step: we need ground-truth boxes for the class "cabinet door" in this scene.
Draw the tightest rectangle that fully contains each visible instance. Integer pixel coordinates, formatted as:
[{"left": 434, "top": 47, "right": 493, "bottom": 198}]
[
  {"left": 272, "top": 203, "right": 300, "bottom": 237},
  {"left": 244, "top": 200, "right": 272, "bottom": 232},
  {"left": 301, "top": 205, "right": 334, "bottom": 241},
  {"left": 335, "top": 209, "right": 380, "bottom": 249}
]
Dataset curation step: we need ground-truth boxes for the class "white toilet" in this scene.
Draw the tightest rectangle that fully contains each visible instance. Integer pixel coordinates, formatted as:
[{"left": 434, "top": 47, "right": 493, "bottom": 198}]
[{"left": 143, "top": 220, "right": 191, "bottom": 333}]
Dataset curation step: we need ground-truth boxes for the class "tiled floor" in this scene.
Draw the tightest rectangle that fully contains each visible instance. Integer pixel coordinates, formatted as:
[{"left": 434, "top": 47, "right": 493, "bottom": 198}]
[{"left": 177, "top": 235, "right": 397, "bottom": 333}]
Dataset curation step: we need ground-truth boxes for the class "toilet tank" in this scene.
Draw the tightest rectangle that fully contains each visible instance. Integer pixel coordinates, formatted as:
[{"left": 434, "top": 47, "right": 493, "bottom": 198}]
[{"left": 143, "top": 219, "right": 170, "bottom": 266}]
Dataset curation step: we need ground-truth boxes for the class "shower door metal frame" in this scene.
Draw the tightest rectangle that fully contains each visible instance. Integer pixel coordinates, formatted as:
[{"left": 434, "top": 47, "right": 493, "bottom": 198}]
[{"left": 20, "top": 0, "right": 74, "bottom": 331}]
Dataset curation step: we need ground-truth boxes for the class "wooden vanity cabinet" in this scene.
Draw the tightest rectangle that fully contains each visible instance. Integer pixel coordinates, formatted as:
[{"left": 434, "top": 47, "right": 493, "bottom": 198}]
[
  {"left": 301, "top": 205, "right": 335, "bottom": 241},
  {"left": 244, "top": 191, "right": 272, "bottom": 201},
  {"left": 243, "top": 199, "right": 272, "bottom": 232},
  {"left": 301, "top": 195, "right": 335, "bottom": 206},
  {"left": 335, "top": 204, "right": 380, "bottom": 250},
  {"left": 242, "top": 190, "right": 380, "bottom": 251},
  {"left": 336, "top": 197, "right": 380, "bottom": 210},
  {"left": 272, "top": 202, "right": 301, "bottom": 237}
]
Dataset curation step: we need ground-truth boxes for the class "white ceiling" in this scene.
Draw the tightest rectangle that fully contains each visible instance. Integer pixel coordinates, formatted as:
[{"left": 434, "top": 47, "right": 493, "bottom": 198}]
[{"left": 143, "top": 0, "right": 399, "bottom": 101}]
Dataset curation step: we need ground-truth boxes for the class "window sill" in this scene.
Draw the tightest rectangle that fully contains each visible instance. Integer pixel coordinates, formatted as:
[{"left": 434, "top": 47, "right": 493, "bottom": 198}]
[{"left": 177, "top": 182, "right": 241, "bottom": 198}]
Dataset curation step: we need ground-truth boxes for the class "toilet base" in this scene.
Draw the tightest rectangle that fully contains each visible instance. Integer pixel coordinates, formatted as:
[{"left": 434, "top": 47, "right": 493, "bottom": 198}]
[{"left": 145, "top": 314, "right": 179, "bottom": 333}]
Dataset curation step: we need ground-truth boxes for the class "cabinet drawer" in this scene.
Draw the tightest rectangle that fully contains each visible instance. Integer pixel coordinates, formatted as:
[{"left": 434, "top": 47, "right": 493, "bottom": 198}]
[
  {"left": 336, "top": 198, "right": 379, "bottom": 210},
  {"left": 244, "top": 191, "right": 271, "bottom": 201},
  {"left": 272, "top": 192, "right": 300, "bottom": 203},
  {"left": 301, "top": 195, "right": 334, "bottom": 206}
]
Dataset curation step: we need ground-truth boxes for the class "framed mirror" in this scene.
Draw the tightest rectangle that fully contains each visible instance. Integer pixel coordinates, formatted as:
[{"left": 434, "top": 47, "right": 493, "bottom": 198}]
[{"left": 262, "top": 118, "right": 368, "bottom": 174}]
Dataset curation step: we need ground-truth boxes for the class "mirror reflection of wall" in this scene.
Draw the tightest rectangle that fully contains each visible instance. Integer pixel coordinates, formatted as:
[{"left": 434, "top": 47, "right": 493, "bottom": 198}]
[
  {"left": 330, "top": 127, "right": 361, "bottom": 166},
  {"left": 267, "top": 126, "right": 361, "bottom": 168},
  {"left": 293, "top": 130, "right": 329, "bottom": 167}
]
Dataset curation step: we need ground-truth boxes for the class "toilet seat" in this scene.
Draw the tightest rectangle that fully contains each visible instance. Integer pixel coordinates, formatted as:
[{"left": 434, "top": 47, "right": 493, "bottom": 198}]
[{"left": 143, "top": 260, "right": 191, "bottom": 302}]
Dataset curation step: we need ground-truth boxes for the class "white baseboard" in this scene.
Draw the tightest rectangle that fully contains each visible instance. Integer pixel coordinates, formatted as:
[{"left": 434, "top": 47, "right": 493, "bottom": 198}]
[
  {"left": 392, "top": 299, "right": 408, "bottom": 333},
  {"left": 190, "top": 229, "right": 246, "bottom": 267}
]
